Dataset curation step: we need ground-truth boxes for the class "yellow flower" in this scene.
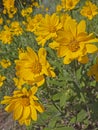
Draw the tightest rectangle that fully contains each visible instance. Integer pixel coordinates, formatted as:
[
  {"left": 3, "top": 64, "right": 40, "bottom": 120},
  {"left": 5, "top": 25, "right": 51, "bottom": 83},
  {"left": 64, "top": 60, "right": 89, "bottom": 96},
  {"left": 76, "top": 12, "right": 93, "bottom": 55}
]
[
  {"left": 32, "top": 1, "right": 40, "bottom": 8},
  {"left": 56, "top": 4, "right": 63, "bottom": 12},
  {"left": 0, "top": 75, "right": 6, "bottom": 87},
  {"left": 1, "top": 87, "right": 44, "bottom": 126},
  {"left": 35, "top": 13, "right": 62, "bottom": 46},
  {"left": 0, "top": 17, "right": 3, "bottom": 25},
  {"left": 61, "top": 0, "right": 80, "bottom": 11},
  {"left": 60, "top": 13, "right": 73, "bottom": 27},
  {"left": 80, "top": 1, "right": 98, "bottom": 20},
  {"left": 21, "top": 7, "right": 33, "bottom": 17},
  {"left": 13, "top": 77, "right": 26, "bottom": 89},
  {"left": 87, "top": 58, "right": 98, "bottom": 81},
  {"left": 15, "top": 47, "right": 55, "bottom": 86},
  {"left": 25, "top": 14, "right": 43, "bottom": 33},
  {"left": 0, "top": 26, "right": 12, "bottom": 44},
  {"left": 49, "top": 18, "right": 98, "bottom": 64},
  {"left": 3, "top": 0, "right": 17, "bottom": 18},
  {"left": 10, "top": 21, "right": 23, "bottom": 36},
  {"left": 0, "top": 59, "right": 11, "bottom": 68}
]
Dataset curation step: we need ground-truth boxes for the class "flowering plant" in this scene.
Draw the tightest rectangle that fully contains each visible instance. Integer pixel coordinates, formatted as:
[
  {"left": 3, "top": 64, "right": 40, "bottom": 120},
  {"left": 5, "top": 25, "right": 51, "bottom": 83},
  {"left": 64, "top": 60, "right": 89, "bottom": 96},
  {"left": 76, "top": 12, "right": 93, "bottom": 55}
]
[{"left": 0, "top": 0, "right": 98, "bottom": 129}]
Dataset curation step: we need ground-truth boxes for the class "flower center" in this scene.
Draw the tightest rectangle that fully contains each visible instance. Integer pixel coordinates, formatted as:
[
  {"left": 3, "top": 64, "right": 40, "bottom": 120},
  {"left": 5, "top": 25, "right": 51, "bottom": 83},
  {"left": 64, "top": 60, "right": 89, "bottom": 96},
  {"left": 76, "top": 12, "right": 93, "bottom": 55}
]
[
  {"left": 32, "top": 61, "right": 42, "bottom": 74},
  {"left": 68, "top": 40, "right": 80, "bottom": 52},
  {"left": 49, "top": 25, "right": 56, "bottom": 33},
  {"left": 68, "top": 1, "right": 73, "bottom": 7},
  {"left": 87, "top": 9, "right": 92, "bottom": 15},
  {"left": 21, "top": 96, "right": 30, "bottom": 106}
]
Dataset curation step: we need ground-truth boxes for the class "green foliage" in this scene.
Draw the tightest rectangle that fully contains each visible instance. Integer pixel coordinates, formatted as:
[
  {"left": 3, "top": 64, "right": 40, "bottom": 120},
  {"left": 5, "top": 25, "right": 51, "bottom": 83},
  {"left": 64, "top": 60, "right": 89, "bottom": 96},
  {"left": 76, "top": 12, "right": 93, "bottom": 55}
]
[{"left": 0, "top": 0, "right": 98, "bottom": 130}]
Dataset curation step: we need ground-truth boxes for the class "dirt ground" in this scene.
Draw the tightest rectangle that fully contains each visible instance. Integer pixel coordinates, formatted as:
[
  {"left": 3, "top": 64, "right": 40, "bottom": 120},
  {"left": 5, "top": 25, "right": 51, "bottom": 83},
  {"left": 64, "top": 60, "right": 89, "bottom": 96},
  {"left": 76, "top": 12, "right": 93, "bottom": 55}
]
[{"left": 0, "top": 109, "right": 26, "bottom": 130}]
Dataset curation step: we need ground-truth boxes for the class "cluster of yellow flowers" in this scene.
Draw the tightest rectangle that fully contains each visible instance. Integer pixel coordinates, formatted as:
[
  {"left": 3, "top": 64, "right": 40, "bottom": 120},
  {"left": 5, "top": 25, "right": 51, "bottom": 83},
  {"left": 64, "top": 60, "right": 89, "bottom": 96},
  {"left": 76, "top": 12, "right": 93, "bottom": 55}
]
[
  {"left": 1, "top": 47, "right": 56, "bottom": 125},
  {"left": 3, "top": 0, "right": 17, "bottom": 18},
  {"left": 0, "top": 0, "right": 98, "bottom": 127},
  {"left": 0, "top": 21, "right": 23, "bottom": 44},
  {"left": 56, "top": 0, "right": 80, "bottom": 11},
  {"left": 56, "top": 0, "right": 98, "bottom": 20}
]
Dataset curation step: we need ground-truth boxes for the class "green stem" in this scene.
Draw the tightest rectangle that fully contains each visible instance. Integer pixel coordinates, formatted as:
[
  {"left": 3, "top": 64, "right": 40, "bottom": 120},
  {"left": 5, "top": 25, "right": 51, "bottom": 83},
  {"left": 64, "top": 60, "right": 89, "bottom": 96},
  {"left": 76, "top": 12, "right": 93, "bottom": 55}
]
[{"left": 45, "top": 79, "right": 64, "bottom": 115}]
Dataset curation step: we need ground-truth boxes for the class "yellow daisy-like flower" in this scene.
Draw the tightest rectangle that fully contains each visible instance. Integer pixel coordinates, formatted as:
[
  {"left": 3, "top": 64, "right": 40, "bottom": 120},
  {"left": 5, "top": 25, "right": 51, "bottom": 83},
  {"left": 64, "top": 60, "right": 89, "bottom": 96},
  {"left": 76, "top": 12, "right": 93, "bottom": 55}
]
[
  {"left": 32, "top": 1, "right": 40, "bottom": 8},
  {"left": 13, "top": 77, "right": 26, "bottom": 89},
  {"left": 0, "top": 75, "right": 6, "bottom": 87},
  {"left": 49, "top": 18, "right": 98, "bottom": 64},
  {"left": 87, "top": 58, "right": 98, "bottom": 81},
  {"left": 3, "top": 0, "right": 17, "bottom": 18},
  {"left": 10, "top": 21, "right": 23, "bottom": 36},
  {"left": 0, "top": 25, "right": 13, "bottom": 44},
  {"left": 80, "top": 1, "right": 98, "bottom": 20},
  {"left": 15, "top": 47, "right": 56, "bottom": 86},
  {"left": 25, "top": 14, "right": 43, "bottom": 33},
  {"left": 61, "top": 0, "right": 80, "bottom": 11},
  {"left": 56, "top": 4, "right": 63, "bottom": 12},
  {"left": 35, "top": 13, "right": 62, "bottom": 46},
  {"left": 0, "top": 59, "right": 11, "bottom": 68},
  {"left": 1, "top": 87, "right": 44, "bottom": 126},
  {"left": 21, "top": 7, "right": 33, "bottom": 17}
]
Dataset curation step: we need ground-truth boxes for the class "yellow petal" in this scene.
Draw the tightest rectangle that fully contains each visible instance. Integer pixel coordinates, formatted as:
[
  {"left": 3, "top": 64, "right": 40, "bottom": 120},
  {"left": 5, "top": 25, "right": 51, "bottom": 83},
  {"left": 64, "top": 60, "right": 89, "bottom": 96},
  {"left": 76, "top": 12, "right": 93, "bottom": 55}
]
[
  {"left": 63, "top": 57, "right": 72, "bottom": 64},
  {"left": 38, "top": 48, "right": 47, "bottom": 58},
  {"left": 5, "top": 103, "right": 15, "bottom": 112},
  {"left": 78, "top": 56, "right": 89, "bottom": 64},
  {"left": 22, "top": 106, "right": 30, "bottom": 119},
  {"left": 86, "top": 44, "right": 98, "bottom": 53},
  {"left": 30, "top": 106, "right": 37, "bottom": 121},
  {"left": 57, "top": 46, "right": 68, "bottom": 57},
  {"left": 38, "top": 47, "right": 47, "bottom": 65},
  {"left": 31, "top": 86, "right": 38, "bottom": 95},
  {"left": 25, "top": 119, "right": 31, "bottom": 126},
  {"left": 36, "top": 76, "right": 45, "bottom": 87},
  {"left": 77, "top": 20, "right": 86, "bottom": 34},
  {"left": 49, "top": 41, "right": 59, "bottom": 49},
  {"left": 34, "top": 102, "right": 44, "bottom": 113},
  {"left": 13, "top": 103, "right": 23, "bottom": 120},
  {"left": 27, "top": 47, "right": 38, "bottom": 61}
]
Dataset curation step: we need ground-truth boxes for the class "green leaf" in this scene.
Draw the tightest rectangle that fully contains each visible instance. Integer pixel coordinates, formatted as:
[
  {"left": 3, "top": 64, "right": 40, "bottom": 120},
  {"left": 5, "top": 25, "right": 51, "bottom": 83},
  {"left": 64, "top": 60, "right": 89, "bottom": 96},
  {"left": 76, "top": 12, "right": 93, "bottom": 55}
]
[
  {"left": 89, "top": 102, "right": 98, "bottom": 120},
  {"left": 76, "top": 66, "right": 82, "bottom": 80},
  {"left": 60, "top": 92, "right": 67, "bottom": 107},
  {"left": 48, "top": 116, "right": 60, "bottom": 128},
  {"left": 70, "top": 116, "right": 77, "bottom": 124},
  {"left": 52, "top": 93, "right": 62, "bottom": 101},
  {"left": 76, "top": 109, "right": 87, "bottom": 122}
]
